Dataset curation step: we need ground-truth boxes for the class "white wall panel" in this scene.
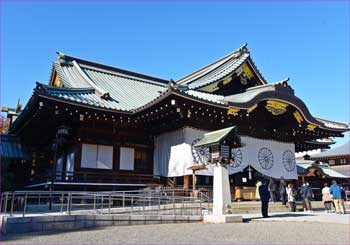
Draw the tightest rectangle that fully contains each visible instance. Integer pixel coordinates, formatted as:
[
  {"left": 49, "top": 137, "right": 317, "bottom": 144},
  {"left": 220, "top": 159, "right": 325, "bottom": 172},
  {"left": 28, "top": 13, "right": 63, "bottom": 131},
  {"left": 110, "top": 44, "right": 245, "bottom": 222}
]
[
  {"left": 120, "top": 147, "right": 135, "bottom": 170},
  {"left": 81, "top": 144, "right": 97, "bottom": 168},
  {"left": 97, "top": 145, "right": 113, "bottom": 169}
]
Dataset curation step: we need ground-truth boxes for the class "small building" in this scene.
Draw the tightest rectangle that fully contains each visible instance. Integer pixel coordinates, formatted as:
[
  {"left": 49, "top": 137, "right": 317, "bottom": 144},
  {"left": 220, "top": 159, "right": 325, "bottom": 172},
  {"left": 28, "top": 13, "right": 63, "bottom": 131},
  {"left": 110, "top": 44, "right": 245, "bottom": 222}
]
[
  {"left": 1, "top": 44, "right": 349, "bottom": 192},
  {"left": 310, "top": 141, "right": 350, "bottom": 177},
  {"left": 296, "top": 159, "right": 349, "bottom": 200}
]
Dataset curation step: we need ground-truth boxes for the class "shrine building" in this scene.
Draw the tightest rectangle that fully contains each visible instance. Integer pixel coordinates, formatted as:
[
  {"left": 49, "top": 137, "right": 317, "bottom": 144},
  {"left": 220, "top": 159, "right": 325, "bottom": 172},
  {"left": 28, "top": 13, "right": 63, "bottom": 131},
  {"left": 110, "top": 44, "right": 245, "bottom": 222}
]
[{"left": 2, "top": 44, "right": 349, "bottom": 192}]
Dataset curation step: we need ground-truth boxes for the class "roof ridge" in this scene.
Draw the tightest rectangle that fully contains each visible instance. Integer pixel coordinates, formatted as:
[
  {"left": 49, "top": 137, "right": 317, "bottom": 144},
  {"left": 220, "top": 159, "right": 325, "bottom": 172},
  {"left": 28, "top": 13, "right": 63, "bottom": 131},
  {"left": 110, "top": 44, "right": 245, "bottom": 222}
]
[
  {"left": 71, "top": 60, "right": 109, "bottom": 97},
  {"left": 35, "top": 82, "right": 95, "bottom": 94},
  {"left": 315, "top": 117, "right": 349, "bottom": 128},
  {"left": 55, "top": 51, "right": 169, "bottom": 85},
  {"left": 240, "top": 80, "right": 291, "bottom": 93},
  {"left": 176, "top": 43, "right": 249, "bottom": 85},
  {"left": 79, "top": 63, "right": 167, "bottom": 87},
  {"left": 204, "top": 126, "right": 235, "bottom": 136}
]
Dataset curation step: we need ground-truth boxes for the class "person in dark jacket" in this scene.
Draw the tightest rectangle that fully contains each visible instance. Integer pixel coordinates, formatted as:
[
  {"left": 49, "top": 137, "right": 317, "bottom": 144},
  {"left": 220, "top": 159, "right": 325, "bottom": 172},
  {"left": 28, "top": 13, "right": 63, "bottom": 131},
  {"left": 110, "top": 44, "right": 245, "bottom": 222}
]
[
  {"left": 279, "top": 177, "right": 287, "bottom": 205},
  {"left": 300, "top": 182, "right": 314, "bottom": 212},
  {"left": 268, "top": 178, "right": 277, "bottom": 203},
  {"left": 259, "top": 178, "right": 270, "bottom": 218}
]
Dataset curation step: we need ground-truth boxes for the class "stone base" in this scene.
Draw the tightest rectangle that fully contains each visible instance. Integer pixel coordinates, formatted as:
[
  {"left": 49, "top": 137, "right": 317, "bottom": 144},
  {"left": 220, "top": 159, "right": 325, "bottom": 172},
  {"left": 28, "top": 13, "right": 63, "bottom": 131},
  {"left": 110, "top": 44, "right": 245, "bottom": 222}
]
[{"left": 203, "top": 214, "right": 243, "bottom": 223}]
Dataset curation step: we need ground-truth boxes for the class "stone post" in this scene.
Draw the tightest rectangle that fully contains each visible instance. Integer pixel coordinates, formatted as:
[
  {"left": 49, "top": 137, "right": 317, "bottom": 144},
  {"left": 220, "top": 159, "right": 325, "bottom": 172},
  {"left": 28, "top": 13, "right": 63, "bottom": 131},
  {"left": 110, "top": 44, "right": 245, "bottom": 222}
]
[{"left": 213, "top": 164, "right": 231, "bottom": 215}]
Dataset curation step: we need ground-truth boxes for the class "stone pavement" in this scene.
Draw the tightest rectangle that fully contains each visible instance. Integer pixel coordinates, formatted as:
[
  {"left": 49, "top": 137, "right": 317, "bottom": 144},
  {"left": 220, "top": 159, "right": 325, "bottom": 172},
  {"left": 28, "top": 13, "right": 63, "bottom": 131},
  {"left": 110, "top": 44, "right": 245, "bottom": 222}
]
[
  {"left": 244, "top": 211, "right": 350, "bottom": 224},
  {"left": 1, "top": 211, "right": 349, "bottom": 244}
]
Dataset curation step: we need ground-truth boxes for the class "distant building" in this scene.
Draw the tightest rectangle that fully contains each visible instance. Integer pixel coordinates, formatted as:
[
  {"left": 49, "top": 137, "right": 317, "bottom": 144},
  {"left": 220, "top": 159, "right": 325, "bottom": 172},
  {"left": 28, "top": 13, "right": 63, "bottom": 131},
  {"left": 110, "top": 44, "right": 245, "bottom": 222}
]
[{"left": 310, "top": 141, "right": 350, "bottom": 177}]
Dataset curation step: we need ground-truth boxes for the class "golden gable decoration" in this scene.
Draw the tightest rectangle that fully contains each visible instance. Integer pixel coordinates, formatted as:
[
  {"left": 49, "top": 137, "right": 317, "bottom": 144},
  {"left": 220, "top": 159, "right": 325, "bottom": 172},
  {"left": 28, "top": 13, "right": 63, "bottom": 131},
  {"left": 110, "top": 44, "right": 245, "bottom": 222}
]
[{"left": 265, "top": 100, "right": 288, "bottom": 115}]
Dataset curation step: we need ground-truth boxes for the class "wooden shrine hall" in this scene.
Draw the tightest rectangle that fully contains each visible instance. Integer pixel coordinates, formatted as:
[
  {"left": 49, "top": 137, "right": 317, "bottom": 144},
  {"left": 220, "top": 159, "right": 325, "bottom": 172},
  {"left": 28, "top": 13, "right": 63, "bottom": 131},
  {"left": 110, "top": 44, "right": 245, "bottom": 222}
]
[{"left": 2, "top": 44, "right": 349, "bottom": 191}]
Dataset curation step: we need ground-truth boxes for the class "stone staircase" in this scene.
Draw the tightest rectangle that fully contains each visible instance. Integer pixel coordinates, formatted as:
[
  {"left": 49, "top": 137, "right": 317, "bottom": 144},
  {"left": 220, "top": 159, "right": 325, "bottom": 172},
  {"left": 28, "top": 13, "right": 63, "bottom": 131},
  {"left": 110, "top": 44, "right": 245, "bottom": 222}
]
[{"left": 226, "top": 201, "right": 350, "bottom": 214}]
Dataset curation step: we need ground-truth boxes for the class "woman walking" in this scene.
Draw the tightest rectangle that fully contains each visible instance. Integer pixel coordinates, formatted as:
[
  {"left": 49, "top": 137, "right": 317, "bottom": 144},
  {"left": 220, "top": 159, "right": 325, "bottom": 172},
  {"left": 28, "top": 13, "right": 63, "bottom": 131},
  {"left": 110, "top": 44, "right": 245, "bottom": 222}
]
[
  {"left": 322, "top": 183, "right": 333, "bottom": 213},
  {"left": 286, "top": 183, "right": 296, "bottom": 212}
]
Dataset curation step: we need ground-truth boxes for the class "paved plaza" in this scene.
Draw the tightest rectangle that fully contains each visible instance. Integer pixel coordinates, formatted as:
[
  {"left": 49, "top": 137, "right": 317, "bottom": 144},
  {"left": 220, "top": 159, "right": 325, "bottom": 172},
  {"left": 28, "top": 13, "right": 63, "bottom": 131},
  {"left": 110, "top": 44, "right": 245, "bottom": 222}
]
[{"left": 1, "top": 212, "right": 349, "bottom": 244}]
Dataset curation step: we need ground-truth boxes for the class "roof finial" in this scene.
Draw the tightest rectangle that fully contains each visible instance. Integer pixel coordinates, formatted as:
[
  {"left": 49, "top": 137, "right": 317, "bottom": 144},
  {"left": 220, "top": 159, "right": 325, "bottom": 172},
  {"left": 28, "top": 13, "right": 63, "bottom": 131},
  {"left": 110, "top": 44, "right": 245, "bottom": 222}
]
[
  {"left": 16, "top": 99, "right": 22, "bottom": 113},
  {"left": 240, "top": 43, "right": 248, "bottom": 53},
  {"left": 167, "top": 79, "right": 176, "bottom": 89},
  {"left": 56, "top": 51, "right": 65, "bottom": 58}
]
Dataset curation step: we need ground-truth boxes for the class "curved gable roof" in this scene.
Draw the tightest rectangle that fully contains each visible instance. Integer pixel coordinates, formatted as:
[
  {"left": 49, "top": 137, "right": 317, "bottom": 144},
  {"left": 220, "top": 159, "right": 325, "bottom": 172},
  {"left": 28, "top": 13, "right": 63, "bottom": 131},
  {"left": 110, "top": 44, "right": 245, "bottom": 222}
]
[{"left": 176, "top": 43, "right": 267, "bottom": 89}]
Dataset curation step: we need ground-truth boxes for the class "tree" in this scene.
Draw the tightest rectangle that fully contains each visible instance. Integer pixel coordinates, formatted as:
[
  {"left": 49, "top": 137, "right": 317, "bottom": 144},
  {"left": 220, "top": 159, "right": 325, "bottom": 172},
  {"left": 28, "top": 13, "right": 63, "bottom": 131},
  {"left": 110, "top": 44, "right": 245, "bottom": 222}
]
[{"left": 0, "top": 114, "right": 10, "bottom": 134}]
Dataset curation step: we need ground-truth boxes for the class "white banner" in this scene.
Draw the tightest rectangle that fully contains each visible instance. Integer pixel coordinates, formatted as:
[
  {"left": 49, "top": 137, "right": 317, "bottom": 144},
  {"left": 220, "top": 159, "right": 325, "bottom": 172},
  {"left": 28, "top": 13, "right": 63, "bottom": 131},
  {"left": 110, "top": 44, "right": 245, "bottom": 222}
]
[{"left": 154, "top": 127, "right": 297, "bottom": 179}]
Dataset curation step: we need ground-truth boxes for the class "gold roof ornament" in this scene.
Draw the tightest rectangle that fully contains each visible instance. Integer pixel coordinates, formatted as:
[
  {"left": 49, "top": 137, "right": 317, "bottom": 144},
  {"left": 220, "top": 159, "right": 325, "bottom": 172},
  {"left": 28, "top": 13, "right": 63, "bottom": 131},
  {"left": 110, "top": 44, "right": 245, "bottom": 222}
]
[
  {"left": 307, "top": 124, "right": 317, "bottom": 131},
  {"left": 222, "top": 76, "right": 233, "bottom": 85},
  {"left": 15, "top": 99, "right": 22, "bottom": 113},
  {"left": 293, "top": 110, "right": 304, "bottom": 124},
  {"left": 265, "top": 100, "right": 288, "bottom": 115},
  {"left": 247, "top": 104, "right": 257, "bottom": 113},
  {"left": 227, "top": 107, "right": 240, "bottom": 116}
]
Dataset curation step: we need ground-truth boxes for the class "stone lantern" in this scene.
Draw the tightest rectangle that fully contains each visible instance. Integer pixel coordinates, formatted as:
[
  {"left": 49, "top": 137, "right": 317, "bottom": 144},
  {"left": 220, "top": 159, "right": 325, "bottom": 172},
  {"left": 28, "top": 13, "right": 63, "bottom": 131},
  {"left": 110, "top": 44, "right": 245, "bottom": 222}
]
[{"left": 194, "top": 126, "right": 244, "bottom": 223}]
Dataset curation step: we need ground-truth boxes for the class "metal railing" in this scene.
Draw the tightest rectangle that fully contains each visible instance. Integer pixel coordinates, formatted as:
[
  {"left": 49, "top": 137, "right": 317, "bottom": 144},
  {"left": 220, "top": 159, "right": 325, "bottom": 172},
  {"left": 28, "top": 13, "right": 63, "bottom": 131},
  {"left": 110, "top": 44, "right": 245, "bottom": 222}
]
[
  {"left": 0, "top": 188, "right": 212, "bottom": 217},
  {"left": 30, "top": 171, "right": 161, "bottom": 185}
]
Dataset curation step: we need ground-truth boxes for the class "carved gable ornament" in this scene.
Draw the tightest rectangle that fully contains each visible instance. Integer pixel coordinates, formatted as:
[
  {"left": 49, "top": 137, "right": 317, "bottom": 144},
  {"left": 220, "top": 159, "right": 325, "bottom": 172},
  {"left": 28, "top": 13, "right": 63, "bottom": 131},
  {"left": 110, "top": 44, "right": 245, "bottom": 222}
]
[{"left": 265, "top": 100, "right": 288, "bottom": 115}]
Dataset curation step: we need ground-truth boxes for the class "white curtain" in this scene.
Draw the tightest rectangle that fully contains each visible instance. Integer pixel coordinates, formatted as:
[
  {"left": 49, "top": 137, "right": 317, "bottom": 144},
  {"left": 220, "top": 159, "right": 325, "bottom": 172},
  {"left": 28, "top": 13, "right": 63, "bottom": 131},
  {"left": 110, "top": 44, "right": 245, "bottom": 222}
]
[
  {"left": 154, "top": 127, "right": 297, "bottom": 179},
  {"left": 65, "top": 147, "right": 75, "bottom": 179}
]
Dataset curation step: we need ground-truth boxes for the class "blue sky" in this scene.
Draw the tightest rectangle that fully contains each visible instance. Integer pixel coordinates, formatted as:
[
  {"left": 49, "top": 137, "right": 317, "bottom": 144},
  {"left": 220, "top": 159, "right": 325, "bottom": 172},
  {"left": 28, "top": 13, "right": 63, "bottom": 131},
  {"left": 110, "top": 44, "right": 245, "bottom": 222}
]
[{"left": 1, "top": 1, "right": 349, "bottom": 147}]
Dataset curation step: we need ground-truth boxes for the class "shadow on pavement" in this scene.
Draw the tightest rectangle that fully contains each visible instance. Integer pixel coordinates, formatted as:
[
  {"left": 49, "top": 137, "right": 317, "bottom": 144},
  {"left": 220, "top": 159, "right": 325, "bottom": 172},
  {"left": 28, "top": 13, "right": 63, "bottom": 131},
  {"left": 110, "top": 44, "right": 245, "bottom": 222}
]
[
  {"left": 243, "top": 212, "right": 315, "bottom": 222},
  {"left": 0, "top": 226, "right": 109, "bottom": 242}
]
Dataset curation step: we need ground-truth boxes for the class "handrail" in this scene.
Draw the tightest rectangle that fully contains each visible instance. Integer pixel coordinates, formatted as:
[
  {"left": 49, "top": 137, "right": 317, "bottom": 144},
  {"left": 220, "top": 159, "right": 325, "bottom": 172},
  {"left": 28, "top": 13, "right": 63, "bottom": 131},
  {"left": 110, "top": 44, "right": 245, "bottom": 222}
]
[
  {"left": 0, "top": 188, "right": 209, "bottom": 217},
  {"left": 29, "top": 171, "right": 161, "bottom": 185}
]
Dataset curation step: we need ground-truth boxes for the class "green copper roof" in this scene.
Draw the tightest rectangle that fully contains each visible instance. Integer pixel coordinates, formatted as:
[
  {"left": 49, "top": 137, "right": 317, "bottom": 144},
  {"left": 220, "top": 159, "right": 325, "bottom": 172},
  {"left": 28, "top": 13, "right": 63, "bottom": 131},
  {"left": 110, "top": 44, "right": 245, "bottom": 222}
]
[
  {"left": 194, "top": 126, "right": 237, "bottom": 148},
  {"left": 53, "top": 54, "right": 168, "bottom": 111}
]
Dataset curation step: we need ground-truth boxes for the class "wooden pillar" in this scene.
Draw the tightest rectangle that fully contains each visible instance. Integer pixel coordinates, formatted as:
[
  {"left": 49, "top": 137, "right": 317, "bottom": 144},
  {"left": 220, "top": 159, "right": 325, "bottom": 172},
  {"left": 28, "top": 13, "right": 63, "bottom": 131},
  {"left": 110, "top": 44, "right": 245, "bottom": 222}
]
[
  {"left": 192, "top": 172, "right": 196, "bottom": 191},
  {"left": 184, "top": 175, "right": 190, "bottom": 191}
]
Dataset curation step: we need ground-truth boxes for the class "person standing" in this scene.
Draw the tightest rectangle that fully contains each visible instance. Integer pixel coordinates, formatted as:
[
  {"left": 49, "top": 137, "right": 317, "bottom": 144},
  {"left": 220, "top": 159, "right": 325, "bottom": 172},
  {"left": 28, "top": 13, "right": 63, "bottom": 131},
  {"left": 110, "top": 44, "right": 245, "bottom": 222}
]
[
  {"left": 268, "top": 178, "right": 277, "bottom": 203},
  {"left": 259, "top": 178, "right": 270, "bottom": 218},
  {"left": 279, "top": 177, "right": 287, "bottom": 205},
  {"left": 341, "top": 184, "right": 347, "bottom": 213},
  {"left": 300, "top": 182, "right": 313, "bottom": 212},
  {"left": 255, "top": 180, "right": 262, "bottom": 201},
  {"left": 322, "top": 183, "right": 333, "bottom": 213},
  {"left": 286, "top": 183, "right": 296, "bottom": 212},
  {"left": 330, "top": 180, "right": 345, "bottom": 214}
]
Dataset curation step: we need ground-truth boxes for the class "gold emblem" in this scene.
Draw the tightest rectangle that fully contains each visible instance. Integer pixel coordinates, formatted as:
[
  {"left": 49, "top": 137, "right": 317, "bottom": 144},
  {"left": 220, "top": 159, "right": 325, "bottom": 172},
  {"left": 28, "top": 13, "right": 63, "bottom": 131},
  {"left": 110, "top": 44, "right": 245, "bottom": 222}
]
[
  {"left": 265, "top": 100, "right": 288, "bottom": 115},
  {"left": 227, "top": 107, "right": 240, "bottom": 116}
]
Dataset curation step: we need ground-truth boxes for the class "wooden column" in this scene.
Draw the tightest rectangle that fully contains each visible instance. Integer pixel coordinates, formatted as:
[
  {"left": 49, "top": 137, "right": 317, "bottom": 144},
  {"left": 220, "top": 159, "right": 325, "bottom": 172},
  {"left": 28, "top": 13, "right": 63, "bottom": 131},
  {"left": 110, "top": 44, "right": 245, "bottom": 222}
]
[
  {"left": 184, "top": 175, "right": 190, "bottom": 191},
  {"left": 192, "top": 172, "right": 196, "bottom": 191}
]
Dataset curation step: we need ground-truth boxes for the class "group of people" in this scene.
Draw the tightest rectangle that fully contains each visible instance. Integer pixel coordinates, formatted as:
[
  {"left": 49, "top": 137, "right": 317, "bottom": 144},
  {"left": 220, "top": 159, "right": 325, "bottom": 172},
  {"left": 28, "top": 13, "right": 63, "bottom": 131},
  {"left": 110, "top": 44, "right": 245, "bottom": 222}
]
[
  {"left": 286, "top": 181, "right": 313, "bottom": 212},
  {"left": 321, "top": 180, "right": 347, "bottom": 214},
  {"left": 257, "top": 177, "right": 348, "bottom": 218}
]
